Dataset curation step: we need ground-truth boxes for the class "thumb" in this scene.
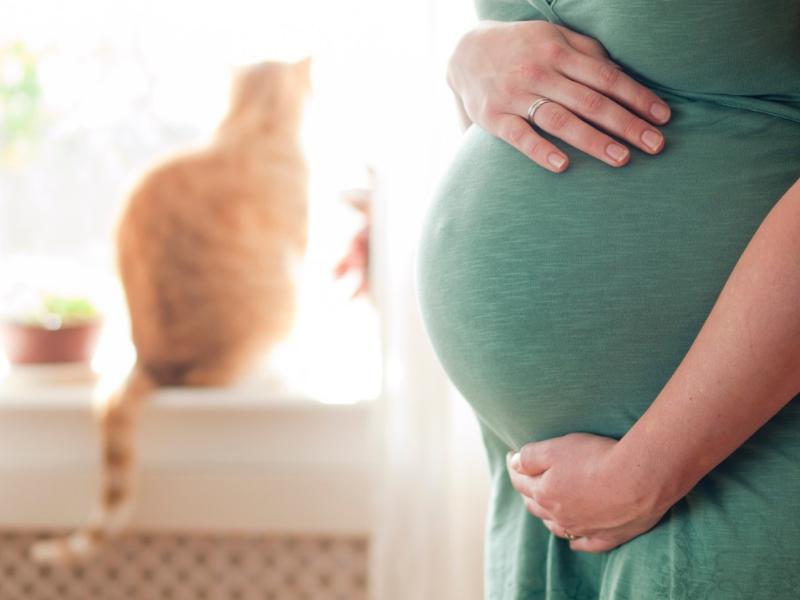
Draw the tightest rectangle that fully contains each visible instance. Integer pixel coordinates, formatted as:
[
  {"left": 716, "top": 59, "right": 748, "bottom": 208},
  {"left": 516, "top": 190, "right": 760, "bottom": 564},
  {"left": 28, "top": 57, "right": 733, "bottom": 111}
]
[{"left": 511, "top": 440, "right": 552, "bottom": 476}]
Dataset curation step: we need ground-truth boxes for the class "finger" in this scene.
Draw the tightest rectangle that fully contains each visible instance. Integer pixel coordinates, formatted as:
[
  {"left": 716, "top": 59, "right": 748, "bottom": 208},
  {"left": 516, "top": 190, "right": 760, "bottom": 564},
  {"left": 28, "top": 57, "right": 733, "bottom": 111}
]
[
  {"left": 522, "top": 496, "right": 556, "bottom": 523},
  {"left": 506, "top": 456, "right": 558, "bottom": 517},
  {"left": 352, "top": 278, "right": 369, "bottom": 299},
  {"left": 346, "top": 197, "right": 370, "bottom": 214},
  {"left": 355, "top": 228, "right": 370, "bottom": 246},
  {"left": 507, "top": 449, "right": 548, "bottom": 480},
  {"left": 489, "top": 113, "right": 569, "bottom": 172},
  {"left": 526, "top": 99, "right": 632, "bottom": 167},
  {"left": 569, "top": 536, "right": 620, "bottom": 553},
  {"left": 506, "top": 453, "right": 541, "bottom": 493},
  {"left": 557, "top": 51, "right": 671, "bottom": 125},
  {"left": 542, "top": 520, "right": 562, "bottom": 537},
  {"left": 333, "top": 253, "right": 361, "bottom": 277},
  {"left": 546, "top": 78, "right": 665, "bottom": 155},
  {"left": 543, "top": 520, "right": 581, "bottom": 541},
  {"left": 515, "top": 440, "right": 554, "bottom": 476},
  {"left": 333, "top": 259, "right": 349, "bottom": 278},
  {"left": 555, "top": 26, "right": 619, "bottom": 67}
]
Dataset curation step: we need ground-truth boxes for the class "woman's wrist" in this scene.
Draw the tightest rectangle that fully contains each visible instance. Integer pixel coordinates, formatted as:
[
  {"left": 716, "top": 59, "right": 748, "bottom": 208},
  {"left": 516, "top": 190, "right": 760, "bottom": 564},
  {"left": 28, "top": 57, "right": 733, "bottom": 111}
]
[
  {"left": 446, "top": 22, "right": 494, "bottom": 97},
  {"left": 611, "top": 410, "right": 702, "bottom": 516}
]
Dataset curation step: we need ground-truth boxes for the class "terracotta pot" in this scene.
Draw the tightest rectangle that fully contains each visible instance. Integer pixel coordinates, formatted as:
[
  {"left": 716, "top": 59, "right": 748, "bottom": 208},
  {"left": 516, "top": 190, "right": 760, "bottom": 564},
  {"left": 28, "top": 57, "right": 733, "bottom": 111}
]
[{"left": 0, "top": 320, "right": 104, "bottom": 365}]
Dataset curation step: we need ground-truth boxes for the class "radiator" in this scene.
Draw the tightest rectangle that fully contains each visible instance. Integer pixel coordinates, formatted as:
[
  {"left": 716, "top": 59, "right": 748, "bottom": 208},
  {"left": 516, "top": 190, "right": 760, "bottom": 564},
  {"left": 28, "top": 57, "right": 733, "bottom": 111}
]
[{"left": 0, "top": 531, "right": 368, "bottom": 600}]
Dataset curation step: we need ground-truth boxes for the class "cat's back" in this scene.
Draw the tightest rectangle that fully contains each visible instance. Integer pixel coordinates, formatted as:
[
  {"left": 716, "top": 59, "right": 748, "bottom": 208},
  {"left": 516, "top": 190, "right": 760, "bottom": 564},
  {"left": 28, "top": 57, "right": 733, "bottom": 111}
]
[
  {"left": 118, "top": 57, "right": 312, "bottom": 267},
  {"left": 116, "top": 141, "right": 306, "bottom": 378},
  {"left": 118, "top": 138, "right": 306, "bottom": 257},
  {"left": 116, "top": 58, "right": 312, "bottom": 385}
]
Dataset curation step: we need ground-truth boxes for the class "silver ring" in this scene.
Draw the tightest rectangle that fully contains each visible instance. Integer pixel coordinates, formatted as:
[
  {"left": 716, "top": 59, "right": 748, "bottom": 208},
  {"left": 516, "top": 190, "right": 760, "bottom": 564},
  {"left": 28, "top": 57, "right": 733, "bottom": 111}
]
[
  {"left": 563, "top": 530, "right": 581, "bottom": 541},
  {"left": 527, "top": 97, "right": 552, "bottom": 126}
]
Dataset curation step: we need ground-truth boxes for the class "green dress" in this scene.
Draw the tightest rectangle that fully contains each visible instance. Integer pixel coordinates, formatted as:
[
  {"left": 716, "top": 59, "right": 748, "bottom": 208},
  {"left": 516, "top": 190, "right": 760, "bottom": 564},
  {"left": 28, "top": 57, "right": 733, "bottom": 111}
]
[{"left": 416, "top": 0, "right": 800, "bottom": 598}]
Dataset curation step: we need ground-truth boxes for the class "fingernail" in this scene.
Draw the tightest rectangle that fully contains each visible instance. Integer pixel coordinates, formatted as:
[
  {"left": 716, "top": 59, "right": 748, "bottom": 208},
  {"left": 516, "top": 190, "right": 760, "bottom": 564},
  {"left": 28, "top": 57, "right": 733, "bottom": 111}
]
[
  {"left": 548, "top": 153, "right": 566, "bottom": 170},
  {"left": 606, "top": 143, "right": 629, "bottom": 163},
  {"left": 641, "top": 129, "right": 663, "bottom": 152},
  {"left": 510, "top": 453, "right": 521, "bottom": 471},
  {"left": 650, "top": 102, "right": 670, "bottom": 123}
]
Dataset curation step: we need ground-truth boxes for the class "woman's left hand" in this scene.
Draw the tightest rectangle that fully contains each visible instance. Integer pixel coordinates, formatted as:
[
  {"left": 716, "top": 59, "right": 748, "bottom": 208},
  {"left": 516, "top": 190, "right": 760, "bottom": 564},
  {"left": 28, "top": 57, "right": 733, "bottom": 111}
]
[{"left": 506, "top": 433, "right": 674, "bottom": 552}]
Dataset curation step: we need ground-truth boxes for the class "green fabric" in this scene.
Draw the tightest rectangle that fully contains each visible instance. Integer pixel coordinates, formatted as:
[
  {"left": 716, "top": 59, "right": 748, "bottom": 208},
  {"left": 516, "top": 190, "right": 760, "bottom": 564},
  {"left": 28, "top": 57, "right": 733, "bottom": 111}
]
[{"left": 416, "top": 0, "right": 800, "bottom": 598}]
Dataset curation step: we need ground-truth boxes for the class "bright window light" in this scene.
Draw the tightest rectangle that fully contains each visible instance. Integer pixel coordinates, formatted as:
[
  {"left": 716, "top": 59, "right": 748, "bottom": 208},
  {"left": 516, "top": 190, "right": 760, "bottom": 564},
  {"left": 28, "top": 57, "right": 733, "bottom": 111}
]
[{"left": 0, "top": 0, "right": 382, "bottom": 403}]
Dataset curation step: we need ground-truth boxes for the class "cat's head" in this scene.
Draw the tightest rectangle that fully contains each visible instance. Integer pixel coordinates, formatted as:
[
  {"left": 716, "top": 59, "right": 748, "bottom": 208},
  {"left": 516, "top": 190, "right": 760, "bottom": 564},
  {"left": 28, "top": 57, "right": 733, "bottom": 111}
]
[{"left": 221, "top": 57, "right": 312, "bottom": 139}]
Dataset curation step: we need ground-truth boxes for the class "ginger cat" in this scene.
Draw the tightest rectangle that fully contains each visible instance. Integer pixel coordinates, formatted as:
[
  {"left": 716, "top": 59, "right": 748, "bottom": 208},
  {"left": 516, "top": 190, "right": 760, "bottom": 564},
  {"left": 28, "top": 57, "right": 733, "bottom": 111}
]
[{"left": 31, "top": 57, "right": 312, "bottom": 563}]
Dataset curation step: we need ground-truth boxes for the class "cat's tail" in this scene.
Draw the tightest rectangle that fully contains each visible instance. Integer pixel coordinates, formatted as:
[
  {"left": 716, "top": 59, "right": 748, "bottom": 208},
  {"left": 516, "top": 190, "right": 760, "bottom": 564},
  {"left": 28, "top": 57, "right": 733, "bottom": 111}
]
[{"left": 29, "top": 365, "right": 156, "bottom": 564}]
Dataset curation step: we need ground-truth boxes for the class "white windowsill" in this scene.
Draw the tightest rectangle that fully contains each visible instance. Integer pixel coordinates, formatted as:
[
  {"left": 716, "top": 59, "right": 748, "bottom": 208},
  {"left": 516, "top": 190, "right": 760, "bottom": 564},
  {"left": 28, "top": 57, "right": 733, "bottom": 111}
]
[{"left": 0, "top": 364, "right": 377, "bottom": 536}]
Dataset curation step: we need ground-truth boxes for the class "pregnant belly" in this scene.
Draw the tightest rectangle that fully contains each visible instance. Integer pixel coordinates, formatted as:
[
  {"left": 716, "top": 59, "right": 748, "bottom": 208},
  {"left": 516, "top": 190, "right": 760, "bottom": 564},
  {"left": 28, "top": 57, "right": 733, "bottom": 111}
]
[{"left": 417, "top": 96, "right": 800, "bottom": 451}]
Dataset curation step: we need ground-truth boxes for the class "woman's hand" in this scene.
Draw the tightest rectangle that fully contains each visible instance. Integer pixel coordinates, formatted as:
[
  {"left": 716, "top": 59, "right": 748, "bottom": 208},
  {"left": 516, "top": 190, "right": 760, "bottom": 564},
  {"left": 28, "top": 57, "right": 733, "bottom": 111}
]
[
  {"left": 333, "top": 187, "right": 371, "bottom": 299},
  {"left": 506, "top": 433, "right": 674, "bottom": 552},
  {"left": 448, "top": 20, "right": 671, "bottom": 172},
  {"left": 506, "top": 177, "right": 800, "bottom": 553}
]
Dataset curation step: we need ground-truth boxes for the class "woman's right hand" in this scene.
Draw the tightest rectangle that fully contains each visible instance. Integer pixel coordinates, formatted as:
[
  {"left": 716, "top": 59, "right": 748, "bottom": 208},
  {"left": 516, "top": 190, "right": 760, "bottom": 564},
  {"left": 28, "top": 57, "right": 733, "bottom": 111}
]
[{"left": 448, "top": 20, "right": 671, "bottom": 172}]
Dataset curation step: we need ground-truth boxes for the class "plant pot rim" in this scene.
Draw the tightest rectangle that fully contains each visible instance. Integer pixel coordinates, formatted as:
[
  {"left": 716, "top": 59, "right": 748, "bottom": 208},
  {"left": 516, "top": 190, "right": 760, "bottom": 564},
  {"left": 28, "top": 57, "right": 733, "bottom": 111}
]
[
  {"left": 0, "top": 318, "right": 104, "bottom": 331},
  {"left": 0, "top": 319, "right": 105, "bottom": 365}
]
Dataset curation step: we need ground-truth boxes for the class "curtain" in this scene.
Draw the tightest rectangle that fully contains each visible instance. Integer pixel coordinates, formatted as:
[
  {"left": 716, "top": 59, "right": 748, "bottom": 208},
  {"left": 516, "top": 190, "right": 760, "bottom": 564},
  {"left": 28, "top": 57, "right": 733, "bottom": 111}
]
[{"left": 367, "top": 0, "right": 489, "bottom": 598}]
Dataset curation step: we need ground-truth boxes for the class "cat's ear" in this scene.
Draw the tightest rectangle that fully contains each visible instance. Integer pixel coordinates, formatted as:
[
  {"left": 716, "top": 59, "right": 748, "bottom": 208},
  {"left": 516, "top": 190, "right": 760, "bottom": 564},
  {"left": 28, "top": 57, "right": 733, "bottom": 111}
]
[
  {"left": 227, "top": 62, "right": 242, "bottom": 89},
  {"left": 295, "top": 56, "right": 313, "bottom": 93}
]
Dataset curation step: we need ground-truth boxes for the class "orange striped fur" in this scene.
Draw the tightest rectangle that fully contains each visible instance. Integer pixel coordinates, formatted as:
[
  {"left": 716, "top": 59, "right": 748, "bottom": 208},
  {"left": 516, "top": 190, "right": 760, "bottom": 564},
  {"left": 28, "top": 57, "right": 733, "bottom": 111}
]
[{"left": 30, "top": 58, "right": 311, "bottom": 564}]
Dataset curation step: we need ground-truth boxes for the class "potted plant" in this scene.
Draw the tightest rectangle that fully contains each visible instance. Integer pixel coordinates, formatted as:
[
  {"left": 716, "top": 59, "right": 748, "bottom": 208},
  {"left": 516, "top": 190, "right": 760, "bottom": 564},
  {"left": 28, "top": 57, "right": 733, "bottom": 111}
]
[{"left": 0, "top": 292, "right": 104, "bottom": 364}]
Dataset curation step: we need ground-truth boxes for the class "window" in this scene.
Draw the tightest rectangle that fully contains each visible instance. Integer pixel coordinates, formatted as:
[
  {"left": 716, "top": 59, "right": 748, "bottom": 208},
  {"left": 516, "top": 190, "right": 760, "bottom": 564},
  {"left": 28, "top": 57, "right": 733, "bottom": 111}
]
[{"left": 0, "top": 0, "right": 381, "bottom": 402}]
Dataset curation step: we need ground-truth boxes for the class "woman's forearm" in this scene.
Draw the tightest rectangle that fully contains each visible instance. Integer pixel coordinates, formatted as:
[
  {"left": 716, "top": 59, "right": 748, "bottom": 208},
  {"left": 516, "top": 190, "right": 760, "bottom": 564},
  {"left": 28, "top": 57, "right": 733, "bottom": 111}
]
[
  {"left": 507, "top": 176, "right": 800, "bottom": 552},
  {"left": 617, "top": 176, "right": 800, "bottom": 511}
]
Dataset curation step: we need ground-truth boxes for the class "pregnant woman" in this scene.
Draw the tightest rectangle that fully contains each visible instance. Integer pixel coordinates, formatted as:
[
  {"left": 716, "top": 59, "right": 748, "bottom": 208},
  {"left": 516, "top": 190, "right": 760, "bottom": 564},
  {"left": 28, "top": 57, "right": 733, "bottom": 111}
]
[{"left": 417, "top": 0, "right": 800, "bottom": 598}]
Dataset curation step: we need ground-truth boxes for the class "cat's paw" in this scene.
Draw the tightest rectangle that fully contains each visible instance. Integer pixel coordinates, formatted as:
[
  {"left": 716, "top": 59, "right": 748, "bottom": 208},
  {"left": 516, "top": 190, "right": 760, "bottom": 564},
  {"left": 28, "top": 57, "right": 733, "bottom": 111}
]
[
  {"left": 29, "top": 532, "right": 97, "bottom": 564},
  {"left": 29, "top": 539, "right": 68, "bottom": 564}
]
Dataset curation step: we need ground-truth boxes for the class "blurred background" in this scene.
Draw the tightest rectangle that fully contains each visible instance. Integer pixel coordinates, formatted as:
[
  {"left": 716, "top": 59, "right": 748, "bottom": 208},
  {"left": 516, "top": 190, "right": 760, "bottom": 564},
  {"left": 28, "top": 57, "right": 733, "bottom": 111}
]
[
  {"left": 0, "top": 0, "right": 386, "bottom": 398},
  {"left": 0, "top": 0, "right": 488, "bottom": 599}
]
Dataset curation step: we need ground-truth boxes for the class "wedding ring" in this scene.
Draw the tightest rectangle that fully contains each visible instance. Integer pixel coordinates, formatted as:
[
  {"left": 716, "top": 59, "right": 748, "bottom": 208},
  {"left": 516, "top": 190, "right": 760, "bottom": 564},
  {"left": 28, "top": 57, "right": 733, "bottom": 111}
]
[
  {"left": 527, "top": 97, "right": 552, "bottom": 126},
  {"left": 563, "top": 530, "right": 581, "bottom": 541}
]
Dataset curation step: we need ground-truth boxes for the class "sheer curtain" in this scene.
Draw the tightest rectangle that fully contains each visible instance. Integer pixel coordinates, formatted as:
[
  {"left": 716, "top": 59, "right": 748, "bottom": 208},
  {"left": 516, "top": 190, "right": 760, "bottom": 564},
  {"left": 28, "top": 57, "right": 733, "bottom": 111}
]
[{"left": 367, "top": 0, "right": 489, "bottom": 598}]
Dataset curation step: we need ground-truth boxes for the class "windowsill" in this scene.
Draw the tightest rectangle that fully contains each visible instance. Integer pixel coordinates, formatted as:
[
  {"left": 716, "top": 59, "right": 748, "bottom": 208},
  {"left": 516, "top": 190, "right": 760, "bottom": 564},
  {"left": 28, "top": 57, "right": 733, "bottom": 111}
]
[
  {"left": 0, "top": 364, "right": 377, "bottom": 535},
  {"left": 0, "top": 361, "right": 375, "bottom": 409}
]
